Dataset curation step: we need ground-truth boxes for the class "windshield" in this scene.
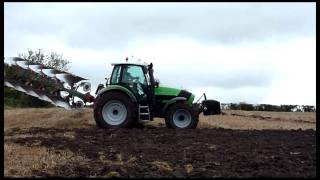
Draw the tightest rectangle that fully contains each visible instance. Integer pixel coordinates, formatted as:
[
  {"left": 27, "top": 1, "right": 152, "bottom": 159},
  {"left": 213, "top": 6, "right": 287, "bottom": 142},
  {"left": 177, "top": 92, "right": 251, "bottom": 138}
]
[{"left": 121, "top": 65, "right": 147, "bottom": 85}]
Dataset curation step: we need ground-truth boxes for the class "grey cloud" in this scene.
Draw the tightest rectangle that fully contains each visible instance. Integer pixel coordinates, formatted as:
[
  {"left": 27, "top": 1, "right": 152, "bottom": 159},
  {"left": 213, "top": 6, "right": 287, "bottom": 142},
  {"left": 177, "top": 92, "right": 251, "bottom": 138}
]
[
  {"left": 4, "top": 2, "right": 316, "bottom": 50},
  {"left": 4, "top": 2, "right": 316, "bottom": 105},
  {"left": 70, "top": 3, "right": 315, "bottom": 48},
  {"left": 156, "top": 65, "right": 274, "bottom": 90}
]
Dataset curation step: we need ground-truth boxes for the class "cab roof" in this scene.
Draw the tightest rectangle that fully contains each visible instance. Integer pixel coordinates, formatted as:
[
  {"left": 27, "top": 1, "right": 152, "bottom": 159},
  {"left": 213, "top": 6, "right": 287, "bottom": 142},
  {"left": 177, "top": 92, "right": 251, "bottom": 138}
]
[{"left": 111, "top": 62, "right": 148, "bottom": 67}]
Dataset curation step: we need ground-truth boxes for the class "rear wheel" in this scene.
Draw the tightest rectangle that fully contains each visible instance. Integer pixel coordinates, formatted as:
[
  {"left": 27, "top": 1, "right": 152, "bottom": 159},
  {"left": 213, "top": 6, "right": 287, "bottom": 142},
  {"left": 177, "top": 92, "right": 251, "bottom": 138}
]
[
  {"left": 94, "top": 91, "right": 137, "bottom": 128},
  {"left": 165, "top": 101, "right": 199, "bottom": 129}
]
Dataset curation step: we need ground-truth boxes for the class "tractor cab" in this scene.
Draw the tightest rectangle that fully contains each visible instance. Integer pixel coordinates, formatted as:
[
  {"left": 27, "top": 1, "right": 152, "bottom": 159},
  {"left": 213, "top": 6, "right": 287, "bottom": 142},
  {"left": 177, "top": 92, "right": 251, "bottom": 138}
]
[
  {"left": 107, "top": 62, "right": 158, "bottom": 120},
  {"left": 109, "top": 63, "right": 150, "bottom": 102}
]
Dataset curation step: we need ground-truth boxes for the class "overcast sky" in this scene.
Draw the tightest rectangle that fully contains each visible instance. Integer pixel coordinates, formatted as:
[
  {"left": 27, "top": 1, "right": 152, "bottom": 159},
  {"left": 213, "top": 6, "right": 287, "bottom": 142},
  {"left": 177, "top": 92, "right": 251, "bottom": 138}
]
[{"left": 4, "top": 2, "right": 316, "bottom": 106}]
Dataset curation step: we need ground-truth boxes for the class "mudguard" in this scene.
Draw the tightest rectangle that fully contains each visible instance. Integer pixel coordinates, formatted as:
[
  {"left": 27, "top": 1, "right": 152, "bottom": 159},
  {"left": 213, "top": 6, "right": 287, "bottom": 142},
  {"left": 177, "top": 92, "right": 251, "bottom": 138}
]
[
  {"left": 97, "top": 85, "right": 137, "bottom": 102},
  {"left": 161, "top": 97, "right": 187, "bottom": 116}
]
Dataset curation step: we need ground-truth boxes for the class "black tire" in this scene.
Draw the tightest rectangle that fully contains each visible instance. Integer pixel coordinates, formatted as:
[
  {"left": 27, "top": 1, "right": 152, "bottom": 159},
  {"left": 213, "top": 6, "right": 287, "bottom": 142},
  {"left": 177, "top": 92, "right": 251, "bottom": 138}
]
[
  {"left": 165, "top": 101, "right": 199, "bottom": 129},
  {"left": 94, "top": 91, "right": 137, "bottom": 128}
]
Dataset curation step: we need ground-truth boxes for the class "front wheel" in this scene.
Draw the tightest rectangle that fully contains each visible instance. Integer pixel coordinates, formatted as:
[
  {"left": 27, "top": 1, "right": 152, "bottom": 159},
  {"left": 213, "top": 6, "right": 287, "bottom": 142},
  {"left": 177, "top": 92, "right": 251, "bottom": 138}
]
[{"left": 165, "top": 102, "right": 199, "bottom": 129}]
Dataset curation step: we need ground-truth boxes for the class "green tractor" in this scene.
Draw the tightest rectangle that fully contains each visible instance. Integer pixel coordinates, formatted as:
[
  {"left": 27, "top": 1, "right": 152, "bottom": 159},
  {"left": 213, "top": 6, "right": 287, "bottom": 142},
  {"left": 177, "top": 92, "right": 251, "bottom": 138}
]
[
  {"left": 94, "top": 61, "right": 221, "bottom": 129},
  {"left": 4, "top": 57, "right": 221, "bottom": 129}
]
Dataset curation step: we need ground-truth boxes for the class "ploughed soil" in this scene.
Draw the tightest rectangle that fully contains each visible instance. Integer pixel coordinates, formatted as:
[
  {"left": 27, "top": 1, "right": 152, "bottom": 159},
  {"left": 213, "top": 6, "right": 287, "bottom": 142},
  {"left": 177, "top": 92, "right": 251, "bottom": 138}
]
[{"left": 5, "top": 126, "right": 316, "bottom": 178}]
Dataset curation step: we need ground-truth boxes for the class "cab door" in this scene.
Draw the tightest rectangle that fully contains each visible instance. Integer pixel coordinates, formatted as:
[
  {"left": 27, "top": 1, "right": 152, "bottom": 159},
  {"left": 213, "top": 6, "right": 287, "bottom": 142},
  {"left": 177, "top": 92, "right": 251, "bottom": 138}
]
[
  {"left": 110, "top": 65, "right": 148, "bottom": 101},
  {"left": 120, "top": 65, "right": 148, "bottom": 101}
]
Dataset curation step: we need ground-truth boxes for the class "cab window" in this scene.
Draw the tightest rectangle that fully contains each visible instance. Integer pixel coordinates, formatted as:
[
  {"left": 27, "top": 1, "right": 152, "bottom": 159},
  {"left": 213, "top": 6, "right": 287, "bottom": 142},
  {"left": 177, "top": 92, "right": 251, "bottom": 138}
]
[
  {"left": 121, "top": 65, "right": 147, "bottom": 85},
  {"left": 110, "top": 65, "right": 121, "bottom": 84}
]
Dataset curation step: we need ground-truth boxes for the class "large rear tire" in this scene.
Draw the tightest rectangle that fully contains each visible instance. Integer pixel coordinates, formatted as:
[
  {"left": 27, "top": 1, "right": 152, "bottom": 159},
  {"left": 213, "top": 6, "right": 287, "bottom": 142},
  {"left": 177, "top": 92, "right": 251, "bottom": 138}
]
[
  {"left": 165, "top": 101, "right": 199, "bottom": 129},
  {"left": 94, "top": 91, "right": 137, "bottom": 128}
]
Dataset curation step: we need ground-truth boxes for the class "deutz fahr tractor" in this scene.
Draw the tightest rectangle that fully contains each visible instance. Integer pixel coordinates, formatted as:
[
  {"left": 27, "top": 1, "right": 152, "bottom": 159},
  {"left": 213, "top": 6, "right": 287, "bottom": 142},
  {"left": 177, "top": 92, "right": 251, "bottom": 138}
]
[
  {"left": 4, "top": 57, "right": 221, "bottom": 129},
  {"left": 93, "top": 61, "right": 221, "bottom": 129}
]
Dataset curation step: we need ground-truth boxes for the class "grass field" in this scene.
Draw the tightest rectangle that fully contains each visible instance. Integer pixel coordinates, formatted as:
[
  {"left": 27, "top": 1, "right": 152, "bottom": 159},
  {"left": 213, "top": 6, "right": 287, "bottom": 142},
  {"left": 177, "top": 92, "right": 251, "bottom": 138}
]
[{"left": 4, "top": 108, "right": 316, "bottom": 131}]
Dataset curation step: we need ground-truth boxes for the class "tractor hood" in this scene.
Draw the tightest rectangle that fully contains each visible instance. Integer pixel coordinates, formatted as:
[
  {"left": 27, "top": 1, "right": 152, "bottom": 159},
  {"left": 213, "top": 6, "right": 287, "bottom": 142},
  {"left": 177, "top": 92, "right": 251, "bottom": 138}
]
[
  {"left": 155, "top": 86, "right": 180, "bottom": 96},
  {"left": 155, "top": 86, "right": 195, "bottom": 104}
]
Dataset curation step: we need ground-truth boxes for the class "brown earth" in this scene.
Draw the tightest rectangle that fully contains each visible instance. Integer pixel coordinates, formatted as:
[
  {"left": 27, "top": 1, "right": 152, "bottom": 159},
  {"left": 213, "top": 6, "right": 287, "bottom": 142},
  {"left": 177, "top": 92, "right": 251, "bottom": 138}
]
[{"left": 4, "top": 108, "right": 316, "bottom": 178}]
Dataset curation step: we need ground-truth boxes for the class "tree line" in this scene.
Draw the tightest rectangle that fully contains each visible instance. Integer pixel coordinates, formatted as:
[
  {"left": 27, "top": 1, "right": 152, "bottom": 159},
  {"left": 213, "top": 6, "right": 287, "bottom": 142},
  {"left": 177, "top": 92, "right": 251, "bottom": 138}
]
[{"left": 221, "top": 102, "right": 316, "bottom": 112}]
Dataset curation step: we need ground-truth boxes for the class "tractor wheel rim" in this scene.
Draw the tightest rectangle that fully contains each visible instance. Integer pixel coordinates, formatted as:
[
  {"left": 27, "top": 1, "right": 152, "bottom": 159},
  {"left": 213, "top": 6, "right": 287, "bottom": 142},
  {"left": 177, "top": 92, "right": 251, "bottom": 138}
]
[
  {"left": 173, "top": 109, "right": 192, "bottom": 128},
  {"left": 102, "top": 100, "right": 127, "bottom": 125}
]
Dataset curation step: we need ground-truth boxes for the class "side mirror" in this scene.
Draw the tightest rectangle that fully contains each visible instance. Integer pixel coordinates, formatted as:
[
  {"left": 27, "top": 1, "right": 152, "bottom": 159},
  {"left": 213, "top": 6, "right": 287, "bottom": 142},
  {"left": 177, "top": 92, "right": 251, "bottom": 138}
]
[
  {"left": 105, "top": 77, "right": 109, "bottom": 86},
  {"left": 142, "top": 67, "right": 148, "bottom": 74},
  {"left": 155, "top": 79, "right": 160, "bottom": 87}
]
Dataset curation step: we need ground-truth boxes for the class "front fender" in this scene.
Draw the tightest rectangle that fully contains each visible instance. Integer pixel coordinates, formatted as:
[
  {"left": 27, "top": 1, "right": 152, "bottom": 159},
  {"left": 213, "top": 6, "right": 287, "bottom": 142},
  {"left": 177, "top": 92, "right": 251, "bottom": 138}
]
[
  {"left": 161, "top": 97, "right": 187, "bottom": 116},
  {"left": 97, "top": 85, "right": 137, "bottom": 102}
]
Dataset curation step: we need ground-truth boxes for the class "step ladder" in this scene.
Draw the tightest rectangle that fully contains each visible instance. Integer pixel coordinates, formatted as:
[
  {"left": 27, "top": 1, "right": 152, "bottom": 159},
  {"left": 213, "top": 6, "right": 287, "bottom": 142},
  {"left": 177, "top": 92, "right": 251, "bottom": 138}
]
[{"left": 138, "top": 104, "right": 150, "bottom": 122}]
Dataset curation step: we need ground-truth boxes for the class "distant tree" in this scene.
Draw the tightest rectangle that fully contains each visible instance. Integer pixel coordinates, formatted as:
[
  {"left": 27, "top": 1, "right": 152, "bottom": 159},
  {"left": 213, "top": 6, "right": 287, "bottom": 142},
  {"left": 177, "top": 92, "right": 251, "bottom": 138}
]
[
  {"left": 280, "top": 105, "right": 295, "bottom": 112},
  {"left": 256, "top": 104, "right": 279, "bottom": 111},
  {"left": 256, "top": 104, "right": 266, "bottom": 111},
  {"left": 224, "top": 103, "right": 314, "bottom": 112},
  {"left": 18, "top": 48, "right": 70, "bottom": 71},
  {"left": 46, "top": 52, "right": 70, "bottom": 71},
  {"left": 230, "top": 103, "right": 240, "bottom": 110},
  {"left": 302, "top": 105, "right": 315, "bottom": 112},
  {"left": 239, "top": 102, "right": 254, "bottom": 111}
]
